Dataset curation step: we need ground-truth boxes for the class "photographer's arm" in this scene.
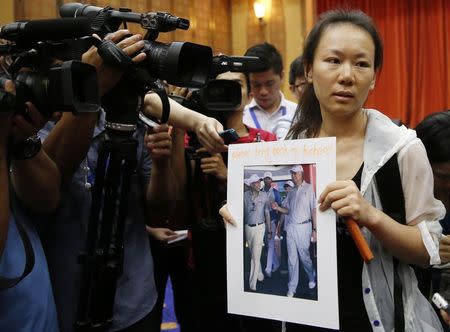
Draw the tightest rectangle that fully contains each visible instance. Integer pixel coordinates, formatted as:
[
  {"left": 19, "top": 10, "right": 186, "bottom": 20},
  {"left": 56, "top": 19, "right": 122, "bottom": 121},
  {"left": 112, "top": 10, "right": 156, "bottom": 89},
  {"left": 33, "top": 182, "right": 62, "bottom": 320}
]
[
  {"left": 143, "top": 93, "right": 226, "bottom": 154},
  {"left": 42, "top": 112, "right": 97, "bottom": 183},
  {"left": 11, "top": 150, "right": 61, "bottom": 213},
  {"left": 2, "top": 79, "right": 61, "bottom": 213},
  {"left": 145, "top": 124, "right": 178, "bottom": 208},
  {"left": 0, "top": 115, "right": 11, "bottom": 254}
]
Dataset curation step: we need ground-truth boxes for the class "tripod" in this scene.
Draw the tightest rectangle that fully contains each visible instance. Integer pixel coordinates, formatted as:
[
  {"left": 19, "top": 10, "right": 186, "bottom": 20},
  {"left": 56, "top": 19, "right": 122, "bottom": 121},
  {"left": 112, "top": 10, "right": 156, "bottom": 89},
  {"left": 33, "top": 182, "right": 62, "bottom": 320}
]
[
  {"left": 75, "top": 124, "right": 138, "bottom": 331},
  {"left": 74, "top": 75, "right": 159, "bottom": 331},
  {"left": 73, "top": 62, "right": 171, "bottom": 330}
]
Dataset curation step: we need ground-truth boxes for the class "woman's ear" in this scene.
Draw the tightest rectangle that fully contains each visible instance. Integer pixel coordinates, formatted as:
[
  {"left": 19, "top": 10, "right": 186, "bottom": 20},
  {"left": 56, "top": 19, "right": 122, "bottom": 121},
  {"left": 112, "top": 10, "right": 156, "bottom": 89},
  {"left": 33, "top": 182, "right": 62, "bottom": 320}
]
[
  {"left": 305, "top": 64, "right": 313, "bottom": 83},
  {"left": 369, "top": 73, "right": 377, "bottom": 91}
]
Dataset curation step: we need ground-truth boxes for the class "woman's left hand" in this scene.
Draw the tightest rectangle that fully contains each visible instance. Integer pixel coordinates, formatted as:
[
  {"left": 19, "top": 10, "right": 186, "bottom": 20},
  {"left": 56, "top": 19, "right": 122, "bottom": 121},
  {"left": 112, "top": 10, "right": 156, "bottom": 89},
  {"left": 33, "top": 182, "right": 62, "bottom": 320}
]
[
  {"left": 219, "top": 204, "right": 236, "bottom": 226},
  {"left": 318, "top": 180, "right": 377, "bottom": 228}
]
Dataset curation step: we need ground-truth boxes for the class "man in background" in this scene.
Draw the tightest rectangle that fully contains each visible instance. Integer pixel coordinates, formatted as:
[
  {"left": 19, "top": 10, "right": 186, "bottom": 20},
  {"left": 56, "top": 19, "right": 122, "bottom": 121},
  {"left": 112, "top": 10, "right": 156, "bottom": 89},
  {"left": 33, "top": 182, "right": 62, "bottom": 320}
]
[
  {"left": 243, "top": 43, "right": 297, "bottom": 140},
  {"left": 288, "top": 55, "right": 306, "bottom": 102}
]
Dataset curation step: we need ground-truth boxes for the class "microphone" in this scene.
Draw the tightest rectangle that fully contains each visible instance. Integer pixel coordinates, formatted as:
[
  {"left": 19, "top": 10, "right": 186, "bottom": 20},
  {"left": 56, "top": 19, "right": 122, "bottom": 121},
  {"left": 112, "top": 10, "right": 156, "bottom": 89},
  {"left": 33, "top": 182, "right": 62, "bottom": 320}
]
[
  {"left": 0, "top": 17, "right": 92, "bottom": 42},
  {"left": 60, "top": 2, "right": 142, "bottom": 23},
  {"left": 59, "top": 2, "right": 101, "bottom": 18}
]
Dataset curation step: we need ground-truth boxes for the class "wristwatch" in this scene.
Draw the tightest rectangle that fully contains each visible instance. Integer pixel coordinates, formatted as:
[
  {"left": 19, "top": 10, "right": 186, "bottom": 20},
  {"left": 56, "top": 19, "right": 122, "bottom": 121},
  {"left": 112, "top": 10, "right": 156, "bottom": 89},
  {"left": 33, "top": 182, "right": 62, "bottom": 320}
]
[{"left": 12, "top": 135, "right": 42, "bottom": 160}]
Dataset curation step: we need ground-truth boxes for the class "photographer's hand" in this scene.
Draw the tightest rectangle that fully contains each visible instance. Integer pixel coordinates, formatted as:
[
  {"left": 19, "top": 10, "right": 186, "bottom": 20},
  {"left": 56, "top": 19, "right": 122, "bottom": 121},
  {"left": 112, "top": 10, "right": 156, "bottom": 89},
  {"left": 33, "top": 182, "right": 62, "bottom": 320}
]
[
  {"left": 82, "top": 30, "right": 146, "bottom": 96},
  {"left": 144, "top": 124, "right": 172, "bottom": 164},
  {"left": 193, "top": 115, "right": 227, "bottom": 154},
  {"left": 197, "top": 147, "right": 227, "bottom": 181},
  {"left": 11, "top": 102, "right": 50, "bottom": 140},
  {"left": 145, "top": 226, "right": 179, "bottom": 243},
  {"left": 168, "top": 85, "right": 191, "bottom": 99}
]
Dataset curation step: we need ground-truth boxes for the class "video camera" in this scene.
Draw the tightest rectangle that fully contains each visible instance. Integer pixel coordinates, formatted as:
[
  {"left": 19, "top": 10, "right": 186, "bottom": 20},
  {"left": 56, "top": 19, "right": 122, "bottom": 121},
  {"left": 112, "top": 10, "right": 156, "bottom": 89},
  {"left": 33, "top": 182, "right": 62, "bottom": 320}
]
[
  {"left": 60, "top": 3, "right": 266, "bottom": 88},
  {"left": 173, "top": 54, "right": 266, "bottom": 114},
  {"left": 60, "top": 2, "right": 212, "bottom": 88},
  {"left": 0, "top": 17, "right": 99, "bottom": 117},
  {"left": 59, "top": 2, "right": 266, "bottom": 131}
]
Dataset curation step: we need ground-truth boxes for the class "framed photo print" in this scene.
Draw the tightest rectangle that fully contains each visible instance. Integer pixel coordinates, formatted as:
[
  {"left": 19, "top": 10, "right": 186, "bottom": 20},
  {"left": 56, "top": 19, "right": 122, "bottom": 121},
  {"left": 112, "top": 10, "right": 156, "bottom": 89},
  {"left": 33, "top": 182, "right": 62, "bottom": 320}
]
[{"left": 226, "top": 137, "right": 339, "bottom": 329}]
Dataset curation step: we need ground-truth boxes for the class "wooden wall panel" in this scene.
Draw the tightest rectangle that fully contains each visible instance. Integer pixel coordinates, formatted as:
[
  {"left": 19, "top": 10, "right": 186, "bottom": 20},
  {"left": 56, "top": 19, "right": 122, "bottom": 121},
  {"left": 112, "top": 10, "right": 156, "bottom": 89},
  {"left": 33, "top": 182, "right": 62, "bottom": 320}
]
[
  {"left": 268, "top": 0, "right": 286, "bottom": 61},
  {"left": 234, "top": 0, "right": 315, "bottom": 99},
  {"left": 15, "top": 0, "right": 57, "bottom": 20},
  {"left": 211, "top": 0, "right": 232, "bottom": 55}
]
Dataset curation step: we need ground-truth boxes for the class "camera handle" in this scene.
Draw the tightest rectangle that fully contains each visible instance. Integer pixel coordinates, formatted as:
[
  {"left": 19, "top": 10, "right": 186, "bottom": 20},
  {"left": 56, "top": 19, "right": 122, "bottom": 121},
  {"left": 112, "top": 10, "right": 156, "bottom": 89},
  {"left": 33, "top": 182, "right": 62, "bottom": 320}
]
[{"left": 75, "top": 130, "right": 138, "bottom": 332}]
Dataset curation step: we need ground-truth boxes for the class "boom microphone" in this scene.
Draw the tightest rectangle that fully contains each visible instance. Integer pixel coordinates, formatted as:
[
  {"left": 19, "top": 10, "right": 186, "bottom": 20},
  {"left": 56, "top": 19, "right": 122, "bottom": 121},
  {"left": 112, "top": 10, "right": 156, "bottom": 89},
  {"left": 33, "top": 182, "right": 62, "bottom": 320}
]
[
  {"left": 0, "top": 17, "right": 92, "bottom": 42},
  {"left": 60, "top": 3, "right": 190, "bottom": 36},
  {"left": 60, "top": 3, "right": 141, "bottom": 23}
]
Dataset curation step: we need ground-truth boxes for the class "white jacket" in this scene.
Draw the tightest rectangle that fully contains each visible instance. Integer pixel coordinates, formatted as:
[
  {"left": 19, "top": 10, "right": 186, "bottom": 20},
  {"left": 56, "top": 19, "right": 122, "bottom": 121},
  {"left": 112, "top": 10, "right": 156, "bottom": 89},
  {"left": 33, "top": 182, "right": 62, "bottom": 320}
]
[{"left": 360, "top": 109, "right": 444, "bottom": 331}]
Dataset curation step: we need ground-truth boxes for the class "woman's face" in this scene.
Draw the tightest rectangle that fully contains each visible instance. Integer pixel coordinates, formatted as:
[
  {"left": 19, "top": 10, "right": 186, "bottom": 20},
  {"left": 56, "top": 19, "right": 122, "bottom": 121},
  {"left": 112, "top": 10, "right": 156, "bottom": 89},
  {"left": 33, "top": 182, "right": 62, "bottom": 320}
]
[{"left": 307, "top": 23, "right": 377, "bottom": 118}]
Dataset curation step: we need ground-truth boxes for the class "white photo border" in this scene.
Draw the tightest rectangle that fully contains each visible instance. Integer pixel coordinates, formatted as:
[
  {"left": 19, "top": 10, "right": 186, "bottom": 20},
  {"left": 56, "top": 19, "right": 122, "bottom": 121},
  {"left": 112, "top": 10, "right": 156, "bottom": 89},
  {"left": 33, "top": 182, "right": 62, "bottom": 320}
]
[{"left": 226, "top": 137, "right": 339, "bottom": 329}]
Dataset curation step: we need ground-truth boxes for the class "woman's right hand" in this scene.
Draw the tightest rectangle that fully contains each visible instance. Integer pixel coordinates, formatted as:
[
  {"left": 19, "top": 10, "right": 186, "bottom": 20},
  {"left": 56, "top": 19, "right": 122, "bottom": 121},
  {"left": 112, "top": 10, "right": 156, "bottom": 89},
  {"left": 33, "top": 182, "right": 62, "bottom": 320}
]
[
  {"left": 439, "top": 235, "right": 450, "bottom": 264},
  {"left": 440, "top": 309, "right": 450, "bottom": 327}
]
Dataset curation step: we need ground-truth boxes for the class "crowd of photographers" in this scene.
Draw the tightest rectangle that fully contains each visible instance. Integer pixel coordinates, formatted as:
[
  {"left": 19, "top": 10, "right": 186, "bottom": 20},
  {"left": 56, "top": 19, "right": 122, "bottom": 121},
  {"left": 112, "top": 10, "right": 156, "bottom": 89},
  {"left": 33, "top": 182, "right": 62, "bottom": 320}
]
[
  {"left": 0, "top": 3, "right": 298, "bottom": 329},
  {"left": 0, "top": 10, "right": 231, "bottom": 329}
]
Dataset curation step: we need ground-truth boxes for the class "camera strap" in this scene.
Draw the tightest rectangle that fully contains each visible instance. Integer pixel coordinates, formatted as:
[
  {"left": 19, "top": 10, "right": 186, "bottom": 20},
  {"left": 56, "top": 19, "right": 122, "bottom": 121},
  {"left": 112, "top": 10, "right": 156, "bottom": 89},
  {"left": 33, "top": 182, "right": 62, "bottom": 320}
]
[
  {"left": 151, "top": 82, "right": 170, "bottom": 124},
  {"left": 0, "top": 219, "right": 35, "bottom": 290},
  {"left": 97, "top": 40, "right": 133, "bottom": 70},
  {"left": 0, "top": 183, "right": 35, "bottom": 290}
]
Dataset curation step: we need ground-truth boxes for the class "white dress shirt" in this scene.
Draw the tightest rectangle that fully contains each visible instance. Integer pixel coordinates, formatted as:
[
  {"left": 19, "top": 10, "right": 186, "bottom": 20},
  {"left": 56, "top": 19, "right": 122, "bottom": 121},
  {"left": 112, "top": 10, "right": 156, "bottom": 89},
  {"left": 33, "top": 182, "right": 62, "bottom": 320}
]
[{"left": 243, "top": 92, "right": 297, "bottom": 140}]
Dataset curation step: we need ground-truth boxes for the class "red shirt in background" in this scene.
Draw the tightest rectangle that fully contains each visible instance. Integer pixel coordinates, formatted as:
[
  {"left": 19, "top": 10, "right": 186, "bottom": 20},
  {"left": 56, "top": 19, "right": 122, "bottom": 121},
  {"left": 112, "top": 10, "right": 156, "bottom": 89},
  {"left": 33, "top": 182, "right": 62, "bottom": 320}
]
[{"left": 234, "top": 126, "right": 277, "bottom": 143}]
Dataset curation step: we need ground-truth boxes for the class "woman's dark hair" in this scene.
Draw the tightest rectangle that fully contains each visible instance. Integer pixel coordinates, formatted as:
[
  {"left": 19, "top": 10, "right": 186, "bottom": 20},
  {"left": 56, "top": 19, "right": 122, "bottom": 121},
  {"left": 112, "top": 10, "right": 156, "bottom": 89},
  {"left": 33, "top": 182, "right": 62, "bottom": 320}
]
[
  {"left": 287, "top": 9, "right": 384, "bottom": 138},
  {"left": 415, "top": 111, "right": 450, "bottom": 163}
]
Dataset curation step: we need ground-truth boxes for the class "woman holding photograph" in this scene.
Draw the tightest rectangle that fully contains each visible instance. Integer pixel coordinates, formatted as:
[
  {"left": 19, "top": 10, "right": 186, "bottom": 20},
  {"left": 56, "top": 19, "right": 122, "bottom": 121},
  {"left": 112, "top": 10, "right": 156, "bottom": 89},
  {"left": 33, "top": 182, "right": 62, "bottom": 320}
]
[
  {"left": 286, "top": 9, "right": 445, "bottom": 332},
  {"left": 222, "top": 9, "right": 445, "bottom": 332}
]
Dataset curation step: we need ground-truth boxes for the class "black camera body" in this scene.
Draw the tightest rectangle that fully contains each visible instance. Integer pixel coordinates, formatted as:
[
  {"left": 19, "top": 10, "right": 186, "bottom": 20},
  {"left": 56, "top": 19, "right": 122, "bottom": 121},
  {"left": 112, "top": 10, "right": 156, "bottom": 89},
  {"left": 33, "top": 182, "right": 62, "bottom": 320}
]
[
  {"left": 2, "top": 60, "right": 99, "bottom": 117},
  {"left": 188, "top": 79, "right": 243, "bottom": 114},
  {"left": 0, "top": 18, "right": 100, "bottom": 117}
]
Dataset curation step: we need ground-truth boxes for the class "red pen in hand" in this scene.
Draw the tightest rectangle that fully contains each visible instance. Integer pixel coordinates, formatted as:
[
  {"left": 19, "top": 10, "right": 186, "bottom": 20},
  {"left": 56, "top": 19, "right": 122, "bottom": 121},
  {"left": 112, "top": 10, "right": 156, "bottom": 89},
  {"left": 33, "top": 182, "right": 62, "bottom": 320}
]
[{"left": 346, "top": 218, "right": 374, "bottom": 263}]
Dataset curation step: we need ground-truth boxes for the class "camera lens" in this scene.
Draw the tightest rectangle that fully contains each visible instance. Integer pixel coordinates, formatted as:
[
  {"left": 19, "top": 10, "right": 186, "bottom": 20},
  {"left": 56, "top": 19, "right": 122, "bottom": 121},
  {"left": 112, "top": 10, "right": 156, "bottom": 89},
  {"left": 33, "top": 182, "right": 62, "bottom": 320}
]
[{"left": 143, "top": 41, "right": 212, "bottom": 88}]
